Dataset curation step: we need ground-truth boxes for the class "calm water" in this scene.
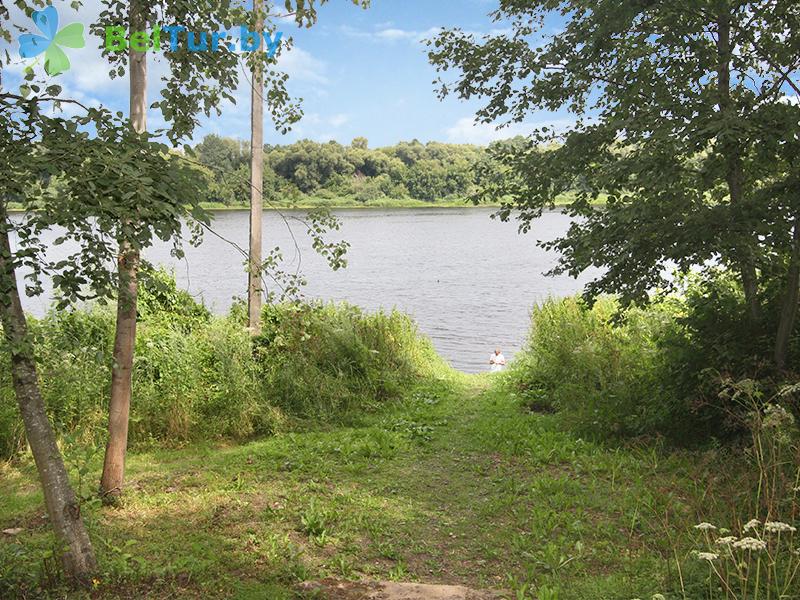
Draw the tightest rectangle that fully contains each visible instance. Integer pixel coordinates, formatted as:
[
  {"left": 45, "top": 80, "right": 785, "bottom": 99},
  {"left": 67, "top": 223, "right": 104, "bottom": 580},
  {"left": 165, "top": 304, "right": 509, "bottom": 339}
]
[{"left": 16, "top": 208, "right": 599, "bottom": 372}]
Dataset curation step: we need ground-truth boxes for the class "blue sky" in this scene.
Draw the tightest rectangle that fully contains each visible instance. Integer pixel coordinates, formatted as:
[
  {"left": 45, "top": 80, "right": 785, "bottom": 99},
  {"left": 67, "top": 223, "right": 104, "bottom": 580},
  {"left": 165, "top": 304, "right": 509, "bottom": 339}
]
[{"left": 4, "top": 0, "right": 573, "bottom": 147}]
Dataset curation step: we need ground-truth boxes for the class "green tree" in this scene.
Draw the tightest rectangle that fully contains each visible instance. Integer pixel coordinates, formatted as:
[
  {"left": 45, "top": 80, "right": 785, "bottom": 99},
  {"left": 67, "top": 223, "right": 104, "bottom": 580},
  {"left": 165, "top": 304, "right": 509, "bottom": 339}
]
[
  {"left": 92, "top": 0, "right": 310, "bottom": 499},
  {"left": 0, "top": 98, "right": 99, "bottom": 583},
  {"left": 1, "top": 83, "right": 210, "bottom": 583},
  {"left": 430, "top": 0, "right": 800, "bottom": 368},
  {"left": 196, "top": 134, "right": 248, "bottom": 173}
]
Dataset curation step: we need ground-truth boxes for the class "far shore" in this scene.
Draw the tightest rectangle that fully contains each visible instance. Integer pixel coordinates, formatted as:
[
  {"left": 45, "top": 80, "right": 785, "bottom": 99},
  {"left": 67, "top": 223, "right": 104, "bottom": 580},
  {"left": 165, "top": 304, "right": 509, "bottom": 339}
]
[{"left": 7, "top": 194, "right": 605, "bottom": 213}]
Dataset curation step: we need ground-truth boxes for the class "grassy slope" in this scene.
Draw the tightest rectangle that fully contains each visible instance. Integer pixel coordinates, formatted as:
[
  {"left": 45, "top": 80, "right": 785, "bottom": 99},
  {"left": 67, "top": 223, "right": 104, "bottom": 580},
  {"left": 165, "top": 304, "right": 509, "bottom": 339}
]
[{"left": 0, "top": 373, "right": 733, "bottom": 599}]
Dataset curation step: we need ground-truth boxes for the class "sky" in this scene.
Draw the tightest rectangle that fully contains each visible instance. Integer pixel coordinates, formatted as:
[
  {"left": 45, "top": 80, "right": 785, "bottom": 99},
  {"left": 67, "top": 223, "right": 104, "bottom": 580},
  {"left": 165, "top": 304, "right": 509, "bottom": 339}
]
[{"left": 3, "top": 0, "right": 573, "bottom": 148}]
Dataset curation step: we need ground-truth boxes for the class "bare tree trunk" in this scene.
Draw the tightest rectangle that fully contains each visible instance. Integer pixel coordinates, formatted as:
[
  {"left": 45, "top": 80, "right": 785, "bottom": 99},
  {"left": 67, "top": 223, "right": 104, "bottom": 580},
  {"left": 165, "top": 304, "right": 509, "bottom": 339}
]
[
  {"left": 100, "top": 0, "right": 146, "bottom": 500},
  {"left": 100, "top": 247, "right": 138, "bottom": 499},
  {"left": 0, "top": 208, "right": 97, "bottom": 580},
  {"left": 717, "top": 11, "right": 761, "bottom": 323},
  {"left": 248, "top": 1, "right": 264, "bottom": 335},
  {"left": 775, "top": 218, "right": 800, "bottom": 370}
]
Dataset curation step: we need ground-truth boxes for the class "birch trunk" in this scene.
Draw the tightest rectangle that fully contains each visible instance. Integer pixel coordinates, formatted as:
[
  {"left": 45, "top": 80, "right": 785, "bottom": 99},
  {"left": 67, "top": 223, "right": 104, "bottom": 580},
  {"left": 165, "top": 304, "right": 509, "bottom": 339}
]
[
  {"left": 100, "top": 0, "right": 146, "bottom": 499},
  {"left": 248, "top": 1, "right": 264, "bottom": 334},
  {"left": 0, "top": 207, "right": 97, "bottom": 580}
]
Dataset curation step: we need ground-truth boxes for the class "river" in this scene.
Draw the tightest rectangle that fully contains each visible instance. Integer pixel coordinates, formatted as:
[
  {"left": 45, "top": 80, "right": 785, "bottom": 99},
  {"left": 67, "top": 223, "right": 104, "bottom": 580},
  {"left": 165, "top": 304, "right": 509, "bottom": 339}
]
[{"left": 16, "top": 207, "right": 599, "bottom": 373}]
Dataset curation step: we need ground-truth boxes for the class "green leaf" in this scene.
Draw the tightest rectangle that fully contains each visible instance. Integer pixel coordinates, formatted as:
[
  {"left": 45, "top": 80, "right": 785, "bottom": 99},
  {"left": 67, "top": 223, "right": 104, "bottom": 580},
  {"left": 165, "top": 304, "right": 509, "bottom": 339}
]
[
  {"left": 54, "top": 23, "right": 85, "bottom": 48},
  {"left": 44, "top": 45, "right": 70, "bottom": 76}
]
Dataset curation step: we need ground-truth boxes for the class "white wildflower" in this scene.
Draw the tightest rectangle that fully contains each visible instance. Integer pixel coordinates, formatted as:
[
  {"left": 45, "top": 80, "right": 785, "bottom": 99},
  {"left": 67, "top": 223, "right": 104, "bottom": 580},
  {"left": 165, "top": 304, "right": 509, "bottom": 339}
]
[
  {"left": 733, "top": 537, "right": 767, "bottom": 552},
  {"left": 695, "top": 522, "right": 717, "bottom": 531},
  {"left": 651, "top": 595, "right": 666, "bottom": 600},
  {"left": 743, "top": 519, "right": 761, "bottom": 531},
  {"left": 695, "top": 552, "right": 719, "bottom": 561},
  {"left": 715, "top": 536, "right": 738, "bottom": 546},
  {"left": 763, "top": 404, "right": 795, "bottom": 429},
  {"left": 764, "top": 521, "right": 797, "bottom": 534}
]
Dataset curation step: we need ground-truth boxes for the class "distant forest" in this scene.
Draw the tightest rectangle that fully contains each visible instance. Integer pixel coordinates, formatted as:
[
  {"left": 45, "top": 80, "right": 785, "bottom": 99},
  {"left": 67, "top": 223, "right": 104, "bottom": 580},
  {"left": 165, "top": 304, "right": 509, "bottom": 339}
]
[{"left": 192, "top": 134, "right": 520, "bottom": 205}]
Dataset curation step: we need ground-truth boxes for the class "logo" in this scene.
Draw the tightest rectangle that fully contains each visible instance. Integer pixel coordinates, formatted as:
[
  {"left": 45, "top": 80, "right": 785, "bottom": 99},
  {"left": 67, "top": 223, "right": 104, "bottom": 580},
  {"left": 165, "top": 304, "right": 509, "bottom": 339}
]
[
  {"left": 104, "top": 26, "right": 283, "bottom": 57},
  {"left": 19, "top": 5, "right": 85, "bottom": 76}
]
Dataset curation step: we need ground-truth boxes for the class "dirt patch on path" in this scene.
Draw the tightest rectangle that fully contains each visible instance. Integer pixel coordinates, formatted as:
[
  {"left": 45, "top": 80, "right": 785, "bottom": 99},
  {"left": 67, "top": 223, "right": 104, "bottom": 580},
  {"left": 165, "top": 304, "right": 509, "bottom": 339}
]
[{"left": 299, "top": 579, "right": 506, "bottom": 599}]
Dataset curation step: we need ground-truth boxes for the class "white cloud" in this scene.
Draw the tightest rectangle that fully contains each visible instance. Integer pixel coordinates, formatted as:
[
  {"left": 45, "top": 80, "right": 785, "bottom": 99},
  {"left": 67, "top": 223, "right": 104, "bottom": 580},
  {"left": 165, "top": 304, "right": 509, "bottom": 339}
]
[
  {"left": 445, "top": 116, "right": 576, "bottom": 145},
  {"left": 277, "top": 46, "right": 328, "bottom": 85},
  {"left": 340, "top": 24, "right": 511, "bottom": 45},
  {"left": 374, "top": 28, "right": 417, "bottom": 41},
  {"left": 328, "top": 113, "right": 349, "bottom": 127},
  {"left": 340, "top": 24, "right": 442, "bottom": 44},
  {"left": 275, "top": 14, "right": 302, "bottom": 26}
]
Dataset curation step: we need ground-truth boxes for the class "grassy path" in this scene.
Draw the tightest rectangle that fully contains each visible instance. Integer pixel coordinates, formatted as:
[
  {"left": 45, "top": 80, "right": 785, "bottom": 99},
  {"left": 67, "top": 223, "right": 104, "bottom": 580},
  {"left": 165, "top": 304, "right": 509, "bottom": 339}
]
[{"left": 1, "top": 375, "right": 732, "bottom": 598}]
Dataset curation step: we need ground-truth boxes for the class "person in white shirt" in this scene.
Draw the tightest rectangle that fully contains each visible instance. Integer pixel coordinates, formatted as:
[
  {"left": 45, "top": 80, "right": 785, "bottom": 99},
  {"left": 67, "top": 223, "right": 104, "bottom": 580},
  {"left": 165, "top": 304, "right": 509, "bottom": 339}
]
[{"left": 489, "top": 348, "right": 506, "bottom": 372}]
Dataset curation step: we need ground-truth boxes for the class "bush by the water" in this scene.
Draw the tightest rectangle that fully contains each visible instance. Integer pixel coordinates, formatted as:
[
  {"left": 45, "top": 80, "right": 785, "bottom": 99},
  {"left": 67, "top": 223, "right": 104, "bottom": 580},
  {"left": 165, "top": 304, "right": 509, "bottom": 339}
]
[
  {"left": 0, "top": 272, "right": 443, "bottom": 458},
  {"left": 506, "top": 272, "right": 800, "bottom": 443},
  {"left": 504, "top": 295, "right": 681, "bottom": 438},
  {"left": 253, "top": 302, "right": 443, "bottom": 418}
]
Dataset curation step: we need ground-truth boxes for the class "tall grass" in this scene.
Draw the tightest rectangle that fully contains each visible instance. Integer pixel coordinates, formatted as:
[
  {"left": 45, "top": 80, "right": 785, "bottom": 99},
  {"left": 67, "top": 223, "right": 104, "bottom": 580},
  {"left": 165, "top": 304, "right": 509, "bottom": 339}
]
[
  {"left": 255, "top": 302, "right": 444, "bottom": 419},
  {"left": 505, "top": 295, "right": 682, "bottom": 439},
  {"left": 0, "top": 273, "right": 445, "bottom": 458},
  {"left": 675, "top": 380, "right": 799, "bottom": 599},
  {"left": 503, "top": 282, "right": 797, "bottom": 442}
]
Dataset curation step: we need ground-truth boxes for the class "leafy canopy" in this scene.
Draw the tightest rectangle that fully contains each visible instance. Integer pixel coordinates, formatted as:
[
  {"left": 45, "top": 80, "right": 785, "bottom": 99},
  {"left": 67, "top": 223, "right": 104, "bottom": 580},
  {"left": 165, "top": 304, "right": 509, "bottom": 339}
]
[{"left": 429, "top": 0, "right": 800, "bottom": 304}]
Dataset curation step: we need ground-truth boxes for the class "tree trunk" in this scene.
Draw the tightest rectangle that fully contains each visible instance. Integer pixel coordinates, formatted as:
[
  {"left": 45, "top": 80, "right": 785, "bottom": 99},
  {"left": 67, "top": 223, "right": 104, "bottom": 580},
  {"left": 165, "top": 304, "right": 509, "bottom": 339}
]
[
  {"left": 248, "top": 1, "right": 264, "bottom": 335},
  {"left": 0, "top": 208, "right": 97, "bottom": 580},
  {"left": 99, "top": 247, "right": 138, "bottom": 499},
  {"left": 100, "top": 0, "right": 146, "bottom": 500},
  {"left": 716, "top": 11, "right": 761, "bottom": 323},
  {"left": 775, "top": 218, "right": 800, "bottom": 370}
]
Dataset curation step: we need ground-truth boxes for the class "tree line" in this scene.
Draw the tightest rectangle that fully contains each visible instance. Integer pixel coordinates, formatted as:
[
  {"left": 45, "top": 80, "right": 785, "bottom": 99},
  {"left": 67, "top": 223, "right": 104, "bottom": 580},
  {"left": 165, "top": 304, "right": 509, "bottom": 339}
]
[{"left": 193, "top": 134, "right": 492, "bottom": 204}]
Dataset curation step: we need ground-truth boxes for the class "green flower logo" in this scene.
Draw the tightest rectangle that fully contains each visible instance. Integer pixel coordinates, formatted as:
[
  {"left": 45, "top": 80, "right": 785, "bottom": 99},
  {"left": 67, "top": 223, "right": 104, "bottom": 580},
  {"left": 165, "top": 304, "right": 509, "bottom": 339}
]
[{"left": 19, "top": 6, "right": 85, "bottom": 76}]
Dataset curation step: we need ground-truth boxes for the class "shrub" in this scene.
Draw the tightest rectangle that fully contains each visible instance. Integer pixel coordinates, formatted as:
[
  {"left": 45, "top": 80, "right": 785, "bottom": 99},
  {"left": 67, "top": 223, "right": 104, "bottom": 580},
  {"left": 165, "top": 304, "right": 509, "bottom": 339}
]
[
  {"left": 506, "top": 270, "right": 800, "bottom": 443},
  {"left": 130, "top": 315, "right": 274, "bottom": 442},
  {"left": 657, "top": 271, "right": 800, "bottom": 434},
  {"left": 352, "top": 176, "right": 386, "bottom": 203},
  {"left": 0, "top": 277, "right": 442, "bottom": 457},
  {"left": 254, "top": 302, "right": 444, "bottom": 418},
  {"left": 506, "top": 296, "right": 680, "bottom": 439},
  {"left": 137, "top": 267, "right": 211, "bottom": 328}
]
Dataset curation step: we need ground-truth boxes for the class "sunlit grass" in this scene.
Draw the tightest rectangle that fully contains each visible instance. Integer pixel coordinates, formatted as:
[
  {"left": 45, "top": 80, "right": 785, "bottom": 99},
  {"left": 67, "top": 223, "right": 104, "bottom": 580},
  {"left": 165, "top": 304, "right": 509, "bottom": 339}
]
[{"left": 0, "top": 373, "right": 750, "bottom": 598}]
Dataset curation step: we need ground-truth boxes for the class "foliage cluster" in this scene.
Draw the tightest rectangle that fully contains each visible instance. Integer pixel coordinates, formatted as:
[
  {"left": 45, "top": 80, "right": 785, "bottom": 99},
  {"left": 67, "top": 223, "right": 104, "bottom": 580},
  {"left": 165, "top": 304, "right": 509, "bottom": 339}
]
[
  {"left": 193, "top": 134, "right": 489, "bottom": 205},
  {"left": 505, "top": 273, "right": 800, "bottom": 443},
  {"left": 429, "top": 0, "right": 800, "bottom": 373},
  {"left": 0, "top": 272, "right": 442, "bottom": 459}
]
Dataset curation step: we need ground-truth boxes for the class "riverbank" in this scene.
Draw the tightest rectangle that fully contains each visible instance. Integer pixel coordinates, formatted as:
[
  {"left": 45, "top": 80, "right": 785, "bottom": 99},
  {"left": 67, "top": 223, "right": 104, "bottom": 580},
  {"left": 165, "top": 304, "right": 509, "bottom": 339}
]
[
  {"left": 198, "top": 191, "right": 605, "bottom": 211},
  {"left": 5, "top": 193, "right": 605, "bottom": 213},
  {"left": 1, "top": 286, "right": 793, "bottom": 598},
  {"left": 0, "top": 373, "right": 745, "bottom": 598}
]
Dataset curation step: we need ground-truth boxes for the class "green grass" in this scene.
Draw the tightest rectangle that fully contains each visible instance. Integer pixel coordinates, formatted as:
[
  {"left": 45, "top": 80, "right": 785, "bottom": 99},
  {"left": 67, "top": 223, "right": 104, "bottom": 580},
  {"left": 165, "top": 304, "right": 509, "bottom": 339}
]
[
  {"left": 0, "top": 371, "right": 747, "bottom": 599},
  {"left": 198, "top": 192, "right": 606, "bottom": 211},
  {"left": 199, "top": 197, "right": 483, "bottom": 210},
  {"left": 9, "top": 193, "right": 607, "bottom": 213}
]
